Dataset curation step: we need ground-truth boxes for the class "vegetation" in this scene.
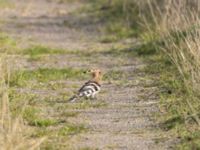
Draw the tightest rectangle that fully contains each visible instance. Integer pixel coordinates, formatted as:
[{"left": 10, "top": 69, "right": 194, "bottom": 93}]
[
  {"left": 0, "top": 0, "right": 13, "bottom": 8},
  {"left": 1, "top": 0, "right": 200, "bottom": 149},
  {"left": 0, "top": 56, "right": 46, "bottom": 149},
  {"left": 0, "top": 35, "right": 108, "bottom": 149},
  {"left": 22, "top": 45, "right": 67, "bottom": 60},
  {"left": 9, "top": 68, "right": 87, "bottom": 87},
  {"left": 88, "top": 0, "right": 200, "bottom": 149}
]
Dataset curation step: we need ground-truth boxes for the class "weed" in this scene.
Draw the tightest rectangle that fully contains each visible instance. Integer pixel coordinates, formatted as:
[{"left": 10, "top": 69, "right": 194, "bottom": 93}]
[
  {"left": 59, "top": 123, "right": 87, "bottom": 136},
  {"left": 30, "top": 119, "right": 59, "bottom": 127}
]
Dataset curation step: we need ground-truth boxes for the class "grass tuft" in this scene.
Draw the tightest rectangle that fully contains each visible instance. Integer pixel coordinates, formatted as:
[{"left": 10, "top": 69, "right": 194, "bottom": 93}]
[
  {"left": 0, "top": 55, "right": 45, "bottom": 149},
  {"left": 59, "top": 124, "right": 87, "bottom": 136},
  {"left": 23, "top": 106, "right": 59, "bottom": 127},
  {"left": 30, "top": 119, "right": 59, "bottom": 127}
]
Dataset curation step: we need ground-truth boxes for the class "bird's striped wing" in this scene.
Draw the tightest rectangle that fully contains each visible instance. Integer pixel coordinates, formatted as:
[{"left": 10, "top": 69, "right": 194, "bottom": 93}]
[{"left": 78, "top": 81, "right": 101, "bottom": 98}]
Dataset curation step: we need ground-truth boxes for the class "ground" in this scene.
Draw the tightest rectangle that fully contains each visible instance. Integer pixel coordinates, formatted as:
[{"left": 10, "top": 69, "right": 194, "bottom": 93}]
[{"left": 0, "top": 0, "right": 174, "bottom": 149}]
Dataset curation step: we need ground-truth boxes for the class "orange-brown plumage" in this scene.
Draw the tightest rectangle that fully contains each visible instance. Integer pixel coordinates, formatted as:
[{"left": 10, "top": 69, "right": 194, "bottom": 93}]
[{"left": 89, "top": 69, "right": 102, "bottom": 84}]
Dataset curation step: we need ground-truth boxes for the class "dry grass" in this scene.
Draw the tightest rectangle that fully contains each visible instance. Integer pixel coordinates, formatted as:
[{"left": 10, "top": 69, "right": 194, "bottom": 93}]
[
  {"left": 89, "top": 0, "right": 200, "bottom": 122},
  {"left": 0, "top": 55, "right": 45, "bottom": 150},
  {"left": 91, "top": 0, "right": 200, "bottom": 148},
  {"left": 141, "top": 0, "right": 200, "bottom": 125}
]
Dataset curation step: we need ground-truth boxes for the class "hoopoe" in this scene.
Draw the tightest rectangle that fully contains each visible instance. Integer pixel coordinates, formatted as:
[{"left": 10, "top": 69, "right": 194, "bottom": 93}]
[{"left": 69, "top": 69, "right": 102, "bottom": 102}]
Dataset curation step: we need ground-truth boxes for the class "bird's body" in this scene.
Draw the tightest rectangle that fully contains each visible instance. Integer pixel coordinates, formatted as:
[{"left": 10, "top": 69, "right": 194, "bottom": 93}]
[{"left": 69, "top": 69, "right": 102, "bottom": 102}]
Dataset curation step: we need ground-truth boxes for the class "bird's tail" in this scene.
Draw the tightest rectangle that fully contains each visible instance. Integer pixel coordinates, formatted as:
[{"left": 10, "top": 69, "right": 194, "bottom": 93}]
[{"left": 68, "top": 95, "right": 78, "bottom": 102}]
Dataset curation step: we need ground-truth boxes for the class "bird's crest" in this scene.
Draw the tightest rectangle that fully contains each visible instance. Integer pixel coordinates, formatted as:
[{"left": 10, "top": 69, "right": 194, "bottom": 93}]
[{"left": 87, "top": 69, "right": 102, "bottom": 84}]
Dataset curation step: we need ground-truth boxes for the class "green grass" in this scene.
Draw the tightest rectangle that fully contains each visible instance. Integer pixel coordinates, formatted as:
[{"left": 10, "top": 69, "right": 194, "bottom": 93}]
[
  {"left": 135, "top": 38, "right": 200, "bottom": 149},
  {"left": 84, "top": 1, "right": 141, "bottom": 41},
  {"left": 134, "top": 42, "right": 157, "bottom": 56},
  {"left": 23, "top": 106, "right": 39, "bottom": 121},
  {"left": 99, "top": 22, "right": 138, "bottom": 42},
  {"left": 31, "top": 123, "right": 86, "bottom": 149},
  {"left": 9, "top": 68, "right": 87, "bottom": 87},
  {"left": 103, "top": 70, "right": 125, "bottom": 81},
  {"left": 23, "top": 106, "right": 59, "bottom": 127},
  {"left": 0, "top": 33, "right": 18, "bottom": 53},
  {"left": 104, "top": 22, "right": 138, "bottom": 40},
  {"left": 22, "top": 45, "right": 67, "bottom": 60},
  {"left": 31, "top": 128, "right": 55, "bottom": 138},
  {"left": 58, "top": 123, "right": 87, "bottom": 136},
  {"left": 177, "top": 130, "right": 200, "bottom": 150},
  {"left": 9, "top": 90, "right": 40, "bottom": 115},
  {"left": 100, "top": 35, "right": 119, "bottom": 43},
  {"left": 22, "top": 45, "right": 100, "bottom": 61},
  {"left": 0, "top": 0, "right": 14, "bottom": 8},
  {"left": 29, "top": 119, "right": 59, "bottom": 127},
  {"left": 60, "top": 111, "right": 79, "bottom": 118},
  {"left": 33, "top": 123, "right": 87, "bottom": 149}
]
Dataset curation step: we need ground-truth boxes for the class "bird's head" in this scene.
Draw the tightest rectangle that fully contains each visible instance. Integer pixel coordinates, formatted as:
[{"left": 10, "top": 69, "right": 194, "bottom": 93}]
[{"left": 84, "top": 68, "right": 102, "bottom": 83}]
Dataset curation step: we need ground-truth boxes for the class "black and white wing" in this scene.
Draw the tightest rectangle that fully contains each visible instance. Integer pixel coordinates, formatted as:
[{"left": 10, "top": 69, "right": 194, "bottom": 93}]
[
  {"left": 78, "top": 81, "right": 101, "bottom": 98},
  {"left": 68, "top": 81, "right": 101, "bottom": 102}
]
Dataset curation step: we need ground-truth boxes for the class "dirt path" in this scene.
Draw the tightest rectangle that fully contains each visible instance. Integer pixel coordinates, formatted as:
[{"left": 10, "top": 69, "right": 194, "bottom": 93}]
[{"left": 0, "top": 0, "right": 173, "bottom": 149}]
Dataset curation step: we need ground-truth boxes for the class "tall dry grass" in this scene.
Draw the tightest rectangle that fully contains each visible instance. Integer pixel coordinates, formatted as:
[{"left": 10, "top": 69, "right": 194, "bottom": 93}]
[
  {"left": 95, "top": 0, "right": 200, "bottom": 125},
  {"left": 0, "top": 55, "right": 45, "bottom": 150},
  {"left": 140, "top": 0, "right": 200, "bottom": 125}
]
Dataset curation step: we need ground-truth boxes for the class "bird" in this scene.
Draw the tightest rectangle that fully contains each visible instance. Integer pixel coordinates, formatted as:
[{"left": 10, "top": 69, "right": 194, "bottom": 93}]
[{"left": 68, "top": 69, "right": 102, "bottom": 102}]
